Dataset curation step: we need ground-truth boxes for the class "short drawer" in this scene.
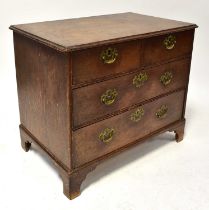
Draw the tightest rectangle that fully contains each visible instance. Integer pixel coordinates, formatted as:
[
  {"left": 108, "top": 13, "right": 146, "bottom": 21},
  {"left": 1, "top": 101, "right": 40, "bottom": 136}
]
[
  {"left": 143, "top": 30, "right": 194, "bottom": 66},
  {"left": 72, "top": 40, "right": 141, "bottom": 84},
  {"left": 72, "top": 90, "right": 185, "bottom": 167},
  {"left": 73, "top": 58, "right": 190, "bottom": 127}
]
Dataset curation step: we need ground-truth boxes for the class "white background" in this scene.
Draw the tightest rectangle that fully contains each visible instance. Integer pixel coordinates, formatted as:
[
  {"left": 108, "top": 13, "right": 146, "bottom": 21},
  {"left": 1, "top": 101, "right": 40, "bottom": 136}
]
[{"left": 0, "top": 0, "right": 209, "bottom": 210}]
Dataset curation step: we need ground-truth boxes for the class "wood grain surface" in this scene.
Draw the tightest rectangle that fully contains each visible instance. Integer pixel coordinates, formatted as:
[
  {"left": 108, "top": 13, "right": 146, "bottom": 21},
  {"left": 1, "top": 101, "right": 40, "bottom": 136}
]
[
  {"left": 143, "top": 29, "right": 195, "bottom": 66},
  {"left": 14, "top": 33, "right": 72, "bottom": 169},
  {"left": 72, "top": 90, "right": 185, "bottom": 167},
  {"left": 11, "top": 13, "right": 197, "bottom": 199},
  {"left": 73, "top": 58, "right": 191, "bottom": 128},
  {"left": 72, "top": 40, "right": 141, "bottom": 84},
  {"left": 10, "top": 12, "right": 197, "bottom": 51}
]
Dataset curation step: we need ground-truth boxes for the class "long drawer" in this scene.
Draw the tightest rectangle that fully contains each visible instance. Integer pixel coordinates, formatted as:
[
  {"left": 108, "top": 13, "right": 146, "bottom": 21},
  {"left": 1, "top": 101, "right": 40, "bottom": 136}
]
[
  {"left": 73, "top": 58, "right": 190, "bottom": 127},
  {"left": 72, "top": 90, "right": 185, "bottom": 167}
]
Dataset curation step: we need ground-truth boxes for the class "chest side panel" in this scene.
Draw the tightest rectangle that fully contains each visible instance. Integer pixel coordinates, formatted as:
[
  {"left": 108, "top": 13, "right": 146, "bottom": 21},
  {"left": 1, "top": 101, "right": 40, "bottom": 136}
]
[{"left": 14, "top": 33, "right": 71, "bottom": 169}]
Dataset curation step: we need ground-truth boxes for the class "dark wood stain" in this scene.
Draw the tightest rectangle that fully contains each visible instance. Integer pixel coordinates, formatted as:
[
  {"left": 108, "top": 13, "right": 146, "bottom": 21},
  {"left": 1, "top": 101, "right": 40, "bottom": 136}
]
[
  {"left": 143, "top": 30, "right": 195, "bottom": 66},
  {"left": 10, "top": 12, "right": 197, "bottom": 200},
  {"left": 73, "top": 58, "right": 191, "bottom": 127},
  {"left": 73, "top": 90, "right": 185, "bottom": 167},
  {"left": 10, "top": 12, "right": 197, "bottom": 51},
  {"left": 72, "top": 40, "right": 141, "bottom": 84},
  {"left": 14, "top": 33, "right": 71, "bottom": 169}
]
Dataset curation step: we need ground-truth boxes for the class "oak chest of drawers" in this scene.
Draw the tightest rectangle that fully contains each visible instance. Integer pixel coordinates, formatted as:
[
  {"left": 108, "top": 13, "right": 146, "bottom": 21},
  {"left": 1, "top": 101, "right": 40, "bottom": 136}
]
[{"left": 10, "top": 12, "right": 197, "bottom": 199}]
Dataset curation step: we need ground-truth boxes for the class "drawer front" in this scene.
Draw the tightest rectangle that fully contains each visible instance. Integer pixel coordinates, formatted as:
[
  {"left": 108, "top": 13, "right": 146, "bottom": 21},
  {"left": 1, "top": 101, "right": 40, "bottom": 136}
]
[
  {"left": 72, "top": 90, "right": 185, "bottom": 167},
  {"left": 72, "top": 40, "right": 141, "bottom": 85},
  {"left": 143, "top": 30, "right": 194, "bottom": 66},
  {"left": 73, "top": 58, "right": 190, "bottom": 127}
]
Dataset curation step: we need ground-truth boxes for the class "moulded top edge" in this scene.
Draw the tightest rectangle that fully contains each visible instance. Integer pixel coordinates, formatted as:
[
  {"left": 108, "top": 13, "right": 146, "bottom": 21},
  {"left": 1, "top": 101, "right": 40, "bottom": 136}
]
[{"left": 9, "top": 12, "right": 198, "bottom": 52}]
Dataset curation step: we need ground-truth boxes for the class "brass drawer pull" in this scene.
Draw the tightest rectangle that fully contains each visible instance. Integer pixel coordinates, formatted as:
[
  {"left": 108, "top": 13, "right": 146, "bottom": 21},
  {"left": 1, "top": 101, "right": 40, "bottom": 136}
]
[
  {"left": 160, "top": 71, "right": 173, "bottom": 86},
  {"left": 101, "top": 88, "right": 118, "bottom": 105},
  {"left": 101, "top": 47, "right": 118, "bottom": 64},
  {"left": 156, "top": 105, "right": 168, "bottom": 118},
  {"left": 133, "top": 72, "right": 148, "bottom": 88},
  {"left": 163, "top": 35, "right": 176, "bottom": 50},
  {"left": 99, "top": 128, "right": 115, "bottom": 143},
  {"left": 130, "top": 107, "right": 145, "bottom": 122}
]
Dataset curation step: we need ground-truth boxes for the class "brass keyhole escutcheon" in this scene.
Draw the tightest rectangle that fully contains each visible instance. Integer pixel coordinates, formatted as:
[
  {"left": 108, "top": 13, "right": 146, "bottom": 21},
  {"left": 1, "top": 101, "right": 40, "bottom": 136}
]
[
  {"left": 160, "top": 71, "right": 173, "bottom": 86},
  {"left": 130, "top": 107, "right": 145, "bottom": 122},
  {"left": 99, "top": 128, "right": 115, "bottom": 143},
  {"left": 163, "top": 35, "right": 176, "bottom": 50},
  {"left": 101, "top": 88, "right": 118, "bottom": 106},
  {"left": 107, "top": 49, "right": 112, "bottom": 56},
  {"left": 100, "top": 47, "right": 118, "bottom": 64},
  {"left": 156, "top": 105, "right": 168, "bottom": 119},
  {"left": 133, "top": 72, "right": 148, "bottom": 88}
]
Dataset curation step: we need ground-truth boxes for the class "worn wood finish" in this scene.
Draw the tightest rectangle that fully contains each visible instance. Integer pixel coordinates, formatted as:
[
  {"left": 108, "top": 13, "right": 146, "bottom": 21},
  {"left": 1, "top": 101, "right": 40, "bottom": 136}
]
[
  {"left": 20, "top": 111, "right": 185, "bottom": 199},
  {"left": 72, "top": 40, "right": 141, "bottom": 84},
  {"left": 72, "top": 90, "right": 185, "bottom": 167},
  {"left": 73, "top": 58, "right": 190, "bottom": 127},
  {"left": 10, "top": 12, "right": 197, "bottom": 200},
  {"left": 9, "top": 12, "right": 197, "bottom": 51},
  {"left": 143, "top": 30, "right": 195, "bottom": 66},
  {"left": 14, "top": 33, "right": 71, "bottom": 169}
]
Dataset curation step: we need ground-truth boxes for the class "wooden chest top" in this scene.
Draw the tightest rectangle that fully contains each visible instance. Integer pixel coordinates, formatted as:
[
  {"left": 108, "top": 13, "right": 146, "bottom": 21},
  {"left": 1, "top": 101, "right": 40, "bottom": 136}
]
[{"left": 9, "top": 12, "right": 197, "bottom": 51}]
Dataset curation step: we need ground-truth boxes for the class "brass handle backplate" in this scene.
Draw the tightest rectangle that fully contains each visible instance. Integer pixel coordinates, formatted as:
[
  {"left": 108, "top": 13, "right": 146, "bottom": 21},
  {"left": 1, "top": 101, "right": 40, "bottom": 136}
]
[
  {"left": 101, "top": 88, "right": 118, "bottom": 105},
  {"left": 163, "top": 35, "right": 176, "bottom": 50},
  {"left": 156, "top": 105, "right": 168, "bottom": 119},
  {"left": 160, "top": 71, "right": 173, "bottom": 86},
  {"left": 99, "top": 128, "right": 115, "bottom": 143},
  {"left": 133, "top": 72, "right": 148, "bottom": 88},
  {"left": 101, "top": 47, "right": 118, "bottom": 64},
  {"left": 130, "top": 107, "right": 145, "bottom": 122}
]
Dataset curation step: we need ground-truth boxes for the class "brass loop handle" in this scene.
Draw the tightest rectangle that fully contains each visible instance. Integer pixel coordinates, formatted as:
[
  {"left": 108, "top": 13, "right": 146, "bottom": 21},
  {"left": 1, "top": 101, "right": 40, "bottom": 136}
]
[
  {"left": 160, "top": 71, "right": 173, "bottom": 86},
  {"left": 133, "top": 72, "right": 148, "bottom": 88},
  {"left": 163, "top": 35, "right": 176, "bottom": 50},
  {"left": 130, "top": 107, "right": 145, "bottom": 122},
  {"left": 99, "top": 128, "right": 115, "bottom": 143},
  {"left": 101, "top": 88, "right": 118, "bottom": 105},
  {"left": 156, "top": 105, "right": 168, "bottom": 119},
  {"left": 100, "top": 47, "right": 118, "bottom": 64}
]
